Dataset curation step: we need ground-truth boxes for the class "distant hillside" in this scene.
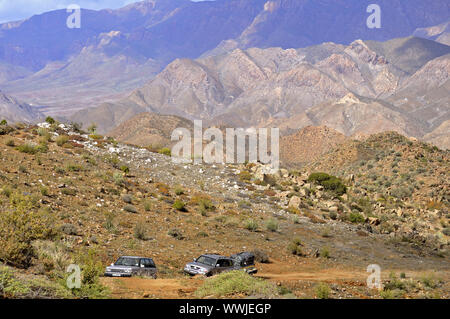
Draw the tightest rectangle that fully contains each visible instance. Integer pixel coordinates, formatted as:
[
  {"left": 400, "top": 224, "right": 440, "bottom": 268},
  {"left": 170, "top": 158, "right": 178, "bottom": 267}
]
[
  {"left": 0, "top": 91, "right": 43, "bottom": 123},
  {"left": 280, "top": 126, "right": 349, "bottom": 168},
  {"left": 414, "top": 21, "right": 450, "bottom": 46},
  {"left": 108, "top": 112, "right": 193, "bottom": 149}
]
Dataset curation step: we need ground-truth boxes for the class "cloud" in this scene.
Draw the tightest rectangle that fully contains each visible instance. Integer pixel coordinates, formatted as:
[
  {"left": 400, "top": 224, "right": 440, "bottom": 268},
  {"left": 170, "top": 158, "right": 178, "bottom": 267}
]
[{"left": 0, "top": 0, "right": 139, "bottom": 23}]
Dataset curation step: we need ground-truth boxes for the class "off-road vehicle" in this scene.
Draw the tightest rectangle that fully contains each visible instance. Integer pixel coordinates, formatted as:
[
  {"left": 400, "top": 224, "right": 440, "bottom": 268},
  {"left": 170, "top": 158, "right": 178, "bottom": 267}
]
[
  {"left": 104, "top": 256, "right": 157, "bottom": 278},
  {"left": 230, "top": 252, "right": 258, "bottom": 275},
  {"left": 184, "top": 254, "right": 235, "bottom": 277}
]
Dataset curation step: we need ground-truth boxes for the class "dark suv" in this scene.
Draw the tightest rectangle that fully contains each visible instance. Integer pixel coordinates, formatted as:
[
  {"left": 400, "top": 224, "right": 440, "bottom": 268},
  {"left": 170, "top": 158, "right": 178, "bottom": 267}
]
[
  {"left": 104, "top": 256, "right": 157, "bottom": 278},
  {"left": 184, "top": 254, "right": 235, "bottom": 277}
]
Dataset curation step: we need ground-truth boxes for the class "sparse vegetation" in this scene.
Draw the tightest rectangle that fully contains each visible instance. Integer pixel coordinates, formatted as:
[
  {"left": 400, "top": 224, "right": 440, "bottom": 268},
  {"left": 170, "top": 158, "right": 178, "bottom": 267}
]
[{"left": 195, "top": 271, "right": 278, "bottom": 298}]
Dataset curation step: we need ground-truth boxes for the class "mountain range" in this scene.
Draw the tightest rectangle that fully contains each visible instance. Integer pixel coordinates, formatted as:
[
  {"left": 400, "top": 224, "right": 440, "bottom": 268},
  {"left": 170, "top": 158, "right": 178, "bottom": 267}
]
[
  {"left": 73, "top": 35, "right": 450, "bottom": 149},
  {"left": 1, "top": 0, "right": 449, "bottom": 114},
  {"left": 0, "top": 0, "right": 449, "bottom": 150}
]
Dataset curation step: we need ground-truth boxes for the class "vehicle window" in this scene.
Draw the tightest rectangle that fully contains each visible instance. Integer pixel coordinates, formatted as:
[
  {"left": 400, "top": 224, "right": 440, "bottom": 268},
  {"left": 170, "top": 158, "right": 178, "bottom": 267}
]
[
  {"left": 115, "top": 257, "right": 139, "bottom": 267},
  {"left": 142, "top": 259, "right": 155, "bottom": 268},
  {"left": 218, "top": 259, "right": 232, "bottom": 267},
  {"left": 196, "top": 256, "right": 216, "bottom": 267}
]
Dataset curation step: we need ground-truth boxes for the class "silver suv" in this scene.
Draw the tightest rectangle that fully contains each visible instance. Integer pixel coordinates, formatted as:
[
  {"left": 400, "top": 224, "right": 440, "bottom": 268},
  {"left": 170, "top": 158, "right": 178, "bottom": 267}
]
[
  {"left": 184, "top": 254, "right": 235, "bottom": 277},
  {"left": 104, "top": 256, "right": 157, "bottom": 278}
]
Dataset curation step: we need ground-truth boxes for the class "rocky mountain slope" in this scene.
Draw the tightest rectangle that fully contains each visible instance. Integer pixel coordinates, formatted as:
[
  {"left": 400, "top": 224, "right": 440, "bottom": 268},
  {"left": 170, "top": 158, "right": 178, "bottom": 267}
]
[
  {"left": 72, "top": 36, "right": 450, "bottom": 150},
  {"left": 109, "top": 112, "right": 192, "bottom": 149},
  {"left": 414, "top": 21, "right": 450, "bottom": 46},
  {"left": 280, "top": 126, "right": 349, "bottom": 168},
  {"left": 0, "top": 91, "right": 43, "bottom": 123}
]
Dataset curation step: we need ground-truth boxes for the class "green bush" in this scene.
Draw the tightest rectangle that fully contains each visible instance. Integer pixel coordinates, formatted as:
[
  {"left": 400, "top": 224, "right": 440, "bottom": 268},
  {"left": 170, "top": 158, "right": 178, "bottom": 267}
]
[
  {"left": 349, "top": 212, "right": 365, "bottom": 223},
  {"left": 265, "top": 218, "right": 279, "bottom": 232},
  {"left": 195, "top": 271, "right": 278, "bottom": 298},
  {"left": 17, "top": 142, "right": 39, "bottom": 154},
  {"left": 0, "top": 267, "right": 30, "bottom": 298},
  {"left": 45, "top": 116, "right": 55, "bottom": 124},
  {"left": 174, "top": 187, "right": 185, "bottom": 195},
  {"left": 173, "top": 200, "right": 187, "bottom": 211},
  {"left": 0, "top": 192, "right": 57, "bottom": 268},
  {"left": 315, "top": 282, "right": 331, "bottom": 299},
  {"left": 120, "top": 165, "right": 130, "bottom": 174},
  {"left": 158, "top": 148, "right": 171, "bottom": 156},
  {"left": 0, "top": 119, "right": 7, "bottom": 125},
  {"left": 288, "top": 237, "right": 304, "bottom": 256},
  {"left": 55, "top": 135, "right": 69, "bottom": 146},
  {"left": 320, "top": 247, "right": 330, "bottom": 258},
  {"left": 244, "top": 219, "right": 258, "bottom": 232},
  {"left": 308, "top": 173, "right": 346, "bottom": 196}
]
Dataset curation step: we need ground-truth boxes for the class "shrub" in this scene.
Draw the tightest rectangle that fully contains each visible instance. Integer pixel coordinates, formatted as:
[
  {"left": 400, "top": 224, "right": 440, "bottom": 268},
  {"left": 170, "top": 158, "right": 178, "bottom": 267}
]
[
  {"left": 391, "top": 187, "right": 413, "bottom": 199},
  {"left": 113, "top": 172, "right": 124, "bottom": 186},
  {"left": 5, "top": 139, "right": 14, "bottom": 147},
  {"left": 320, "top": 247, "right": 330, "bottom": 258},
  {"left": 104, "top": 212, "right": 116, "bottom": 232},
  {"left": 0, "top": 119, "right": 7, "bottom": 125},
  {"left": 168, "top": 228, "right": 184, "bottom": 240},
  {"left": 174, "top": 187, "right": 185, "bottom": 195},
  {"left": 0, "top": 267, "right": 30, "bottom": 298},
  {"left": 420, "top": 273, "right": 441, "bottom": 289},
  {"left": 158, "top": 148, "right": 171, "bottom": 156},
  {"left": 45, "top": 116, "right": 55, "bottom": 124},
  {"left": 87, "top": 123, "right": 97, "bottom": 134},
  {"left": 265, "top": 218, "right": 279, "bottom": 232},
  {"left": 66, "top": 163, "right": 83, "bottom": 172},
  {"left": 40, "top": 187, "right": 49, "bottom": 196},
  {"left": 61, "top": 188, "right": 77, "bottom": 196},
  {"left": 288, "top": 237, "right": 303, "bottom": 256},
  {"left": 173, "top": 200, "right": 187, "bottom": 211},
  {"left": 120, "top": 165, "right": 130, "bottom": 174},
  {"left": 239, "top": 170, "right": 252, "bottom": 182},
  {"left": 308, "top": 172, "right": 346, "bottom": 196},
  {"left": 244, "top": 219, "right": 258, "bottom": 232},
  {"left": 0, "top": 192, "right": 57, "bottom": 268},
  {"left": 315, "top": 282, "right": 330, "bottom": 299},
  {"left": 17, "top": 142, "right": 39, "bottom": 154},
  {"left": 55, "top": 135, "right": 69, "bottom": 146},
  {"left": 134, "top": 223, "right": 147, "bottom": 241},
  {"left": 143, "top": 201, "right": 152, "bottom": 212},
  {"left": 195, "top": 271, "right": 278, "bottom": 298},
  {"left": 60, "top": 223, "right": 78, "bottom": 235},
  {"left": 349, "top": 212, "right": 365, "bottom": 224},
  {"left": 71, "top": 249, "right": 110, "bottom": 299}
]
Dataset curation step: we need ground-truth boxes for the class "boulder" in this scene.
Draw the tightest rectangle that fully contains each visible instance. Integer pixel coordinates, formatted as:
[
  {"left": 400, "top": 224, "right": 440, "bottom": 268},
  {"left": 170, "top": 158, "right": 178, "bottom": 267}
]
[{"left": 289, "top": 196, "right": 302, "bottom": 209}]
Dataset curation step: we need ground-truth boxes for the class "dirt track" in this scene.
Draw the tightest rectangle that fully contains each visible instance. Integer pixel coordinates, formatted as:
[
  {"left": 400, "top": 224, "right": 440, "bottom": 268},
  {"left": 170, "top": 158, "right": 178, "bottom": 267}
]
[{"left": 100, "top": 258, "right": 449, "bottom": 299}]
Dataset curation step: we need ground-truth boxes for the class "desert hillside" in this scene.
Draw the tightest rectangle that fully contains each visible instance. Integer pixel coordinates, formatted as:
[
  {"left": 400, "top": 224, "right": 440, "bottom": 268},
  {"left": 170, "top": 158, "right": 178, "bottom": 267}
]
[{"left": 0, "top": 120, "right": 448, "bottom": 299}]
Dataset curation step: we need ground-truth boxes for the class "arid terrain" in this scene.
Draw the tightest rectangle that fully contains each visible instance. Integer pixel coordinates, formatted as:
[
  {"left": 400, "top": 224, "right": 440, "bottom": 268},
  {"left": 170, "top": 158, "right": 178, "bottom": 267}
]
[{"left": 0, "top": 120, "right": 448, "bottom": 299}]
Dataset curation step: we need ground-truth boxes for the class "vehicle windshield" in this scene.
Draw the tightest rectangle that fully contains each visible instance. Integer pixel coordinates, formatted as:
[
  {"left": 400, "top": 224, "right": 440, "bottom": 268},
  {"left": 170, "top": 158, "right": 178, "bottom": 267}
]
[
  {"left": 195, "top": 256, "right": 216, "bottom": 267},
  {"left": 115, "top": 257, "right": 139, "bottom": 267}
]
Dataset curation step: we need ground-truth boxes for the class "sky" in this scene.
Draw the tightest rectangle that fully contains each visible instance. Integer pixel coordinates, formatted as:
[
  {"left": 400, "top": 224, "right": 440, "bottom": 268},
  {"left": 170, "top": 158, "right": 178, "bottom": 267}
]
[{"left": 0, "top": 0, "right": 205, "bottom": 23}]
